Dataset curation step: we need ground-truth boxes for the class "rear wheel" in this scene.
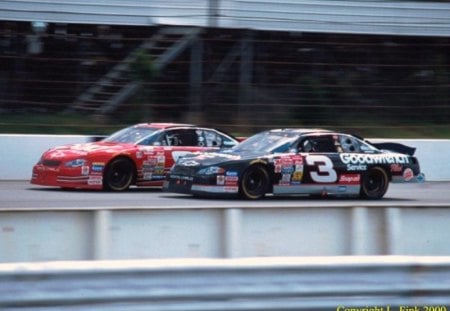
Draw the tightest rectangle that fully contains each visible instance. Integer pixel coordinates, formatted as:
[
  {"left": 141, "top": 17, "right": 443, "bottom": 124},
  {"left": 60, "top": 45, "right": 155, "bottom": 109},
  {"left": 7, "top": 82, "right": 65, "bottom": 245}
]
[
  {"left": 239, "top": 165, "right": 270, "bottom": 200},
  {"left": 360, "top": 167, "right": 389, "bottom": 199},
  {"left": 103, "top": 157, "right": 134, "bottom": 191}
]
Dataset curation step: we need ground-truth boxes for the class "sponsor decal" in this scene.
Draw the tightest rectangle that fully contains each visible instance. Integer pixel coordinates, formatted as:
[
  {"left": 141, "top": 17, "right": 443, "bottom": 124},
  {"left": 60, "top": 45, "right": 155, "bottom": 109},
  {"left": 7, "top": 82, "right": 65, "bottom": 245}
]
[
  {"left": 153, "top": 167, "right": 165, "bottom": 175},
  {"left": 340, "top": 153, "right": 409, "bottom": 165},
  {"left": 157, "top": 155, "right": 165, "bottom": 164},
  {"left": 225, "top": 175, "right": 238, "bottom": 186},
  {"left": 292, "top": 155, "right": 304, "bottom": 164},
  {"left": 274, "top": 163, "right": 282, "bottom": 173},
  {"left": 143, "top": 150, "right": 156, "bottom": 156},
  {"left": 202, "top": 171, "right": 238, "bottom": 187},
  {"left": 390, "top": 164, "right": 403, "bottom": 173},
  {"left": 224, "top": 186, "right": 239, "bottom": 192},
  {"left": 338, "top": 186, "right": 347, "bottom": 192},
  {"left": 279, "top": 174, "right": 291, "bottom": 186},
  {"left": 339, "top": 174, "right": 361, "bottom": 185},
  {"left": 81, "top": 166, "right": 90, "bottom": 176},
  {"left": 281, "top": 166, "right": 294, "bottom": 174},
  {"left": 88, "top": 175, "right": 102, "bottom": 185},
  {"left": 292, "top": 156, "right": 304, "bottom": 182},
  {"left": 217, "top": 175, "right": 225, "bottom": 185},
  {"left": 143, "top": 173, "right": 153, "bottom": 180},
  {"left": 291, "top": 171, "right": 303, "bottom": 182},
  {"left": 417, "top": 173, "right": 425, "bottom": 183},
  {"left": 346, "top": 164, "right": 367, "bottom": 171},
  {"left": 91, "top": 162, "right": 105, "bottom": 172},
  {"left": 403, "top": 168, "right": 414, "bottom": 181},
  {"left": 171, "top": 175, "right": 194, "bottom": 181},
  {"left": 141, "top": 153, "right": 165, "bottom": 176},
  {"left": 146, "top": 158, "right": 158, "bottom": 166}
]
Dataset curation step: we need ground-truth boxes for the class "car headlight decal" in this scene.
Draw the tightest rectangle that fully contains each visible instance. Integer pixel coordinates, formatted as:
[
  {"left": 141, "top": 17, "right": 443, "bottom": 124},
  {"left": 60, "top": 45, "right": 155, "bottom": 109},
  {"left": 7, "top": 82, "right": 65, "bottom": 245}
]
[
  {"left": 64, "top": 159, "right": 87, "bottom": 167},
  {"left": 197, "top": 166, "right": 225, "bottom": 175}
]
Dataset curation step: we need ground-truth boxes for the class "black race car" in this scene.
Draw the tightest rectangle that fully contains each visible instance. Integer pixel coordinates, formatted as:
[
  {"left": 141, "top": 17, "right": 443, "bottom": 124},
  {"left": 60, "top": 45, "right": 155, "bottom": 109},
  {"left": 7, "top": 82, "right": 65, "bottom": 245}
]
[{"left": 163, "top": 129, "right": 425, "bottom": 199}]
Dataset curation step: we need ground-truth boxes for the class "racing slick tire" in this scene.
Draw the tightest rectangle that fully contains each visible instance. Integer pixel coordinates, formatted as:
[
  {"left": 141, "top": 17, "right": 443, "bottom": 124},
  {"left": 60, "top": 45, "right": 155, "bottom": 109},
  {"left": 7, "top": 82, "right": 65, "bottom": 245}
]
[
  {"left": 239, "top": 165, "right": 270, "bottom": 200},
  {"left": 360, "top": 166, "right": 389, "bottom": 199},
  {"left": 103, "top": 157, "right": 135, "bottom": 191}
]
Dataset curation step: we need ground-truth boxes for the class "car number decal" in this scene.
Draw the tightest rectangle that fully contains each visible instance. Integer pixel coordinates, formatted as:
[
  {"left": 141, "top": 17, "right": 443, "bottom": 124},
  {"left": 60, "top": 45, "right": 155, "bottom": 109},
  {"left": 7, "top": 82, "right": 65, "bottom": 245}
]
[{"left": 305, "top": 155, "right": 337, "bottom": 183}]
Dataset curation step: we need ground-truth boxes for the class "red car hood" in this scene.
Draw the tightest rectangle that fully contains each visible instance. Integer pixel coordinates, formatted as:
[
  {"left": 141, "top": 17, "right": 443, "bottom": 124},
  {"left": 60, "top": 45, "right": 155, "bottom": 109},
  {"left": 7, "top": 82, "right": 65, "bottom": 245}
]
[{"left": 42, "top": 142, "right": 136, "bottom": 160}]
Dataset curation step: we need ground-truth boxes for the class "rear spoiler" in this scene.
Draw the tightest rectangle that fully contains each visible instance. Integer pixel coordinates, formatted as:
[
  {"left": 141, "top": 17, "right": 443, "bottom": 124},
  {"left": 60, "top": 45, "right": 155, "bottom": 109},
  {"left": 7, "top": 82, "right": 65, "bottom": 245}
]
[{"left": 368, "top": 142, "right": 416, "bottom": 156}]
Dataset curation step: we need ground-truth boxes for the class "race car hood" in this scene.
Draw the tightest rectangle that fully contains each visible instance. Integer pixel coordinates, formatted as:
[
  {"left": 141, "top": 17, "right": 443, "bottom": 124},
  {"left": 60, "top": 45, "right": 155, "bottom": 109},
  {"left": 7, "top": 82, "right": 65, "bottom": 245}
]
[
  {"left": 41, "top": 142, "right": 135, "bottom": 160},
  {"left": 176, "top": 150, "right": 268, "bottom": 167}
]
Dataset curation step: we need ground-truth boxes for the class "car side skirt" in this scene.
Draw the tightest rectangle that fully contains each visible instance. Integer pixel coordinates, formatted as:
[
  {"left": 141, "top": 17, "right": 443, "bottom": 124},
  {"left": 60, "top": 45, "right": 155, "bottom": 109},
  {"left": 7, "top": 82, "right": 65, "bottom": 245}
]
[{"left": 273, "top": 184, "right": 360, "bottom": 196}]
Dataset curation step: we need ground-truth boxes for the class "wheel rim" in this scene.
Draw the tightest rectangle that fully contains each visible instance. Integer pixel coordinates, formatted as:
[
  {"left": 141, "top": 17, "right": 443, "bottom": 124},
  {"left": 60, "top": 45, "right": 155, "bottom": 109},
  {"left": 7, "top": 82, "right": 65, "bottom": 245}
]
[
  {"left": 106, "top": 159, "right": 133, "bottom": 190},
  {"left": 242, "top": 167, "right": 268, "bottom": 199},
  {"left": 362, "top": 168, "right": 388, "bottom": 198}
]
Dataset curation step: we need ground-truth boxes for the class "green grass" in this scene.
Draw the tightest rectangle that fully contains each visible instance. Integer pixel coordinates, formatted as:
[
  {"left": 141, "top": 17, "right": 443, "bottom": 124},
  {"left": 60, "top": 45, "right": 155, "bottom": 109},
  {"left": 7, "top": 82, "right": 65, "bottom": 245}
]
[
  {"left": 1, "top": 112, "right": 449, "bottom": 138},
  {"left": 0, "top": 113, "right": 126, "bottom": 136}
]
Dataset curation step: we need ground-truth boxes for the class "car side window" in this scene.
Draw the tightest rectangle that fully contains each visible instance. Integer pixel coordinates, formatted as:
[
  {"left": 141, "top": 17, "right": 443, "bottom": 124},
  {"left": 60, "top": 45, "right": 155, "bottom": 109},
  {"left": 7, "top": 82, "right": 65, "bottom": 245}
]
[
  {"left": 338, "top": 135, "right": 361, "bottom": 153},
  {"left": 158, "top": 129, "right": 198, "bottom": 146},
  {"left": 198, "top": 129, "right": 222, "bottom": 147},
  {"left": 298, "top": 136, "right": 337, "bottom": 153},
  {"left": 196, "top": 129, "right": 237, "bottom": 148}
]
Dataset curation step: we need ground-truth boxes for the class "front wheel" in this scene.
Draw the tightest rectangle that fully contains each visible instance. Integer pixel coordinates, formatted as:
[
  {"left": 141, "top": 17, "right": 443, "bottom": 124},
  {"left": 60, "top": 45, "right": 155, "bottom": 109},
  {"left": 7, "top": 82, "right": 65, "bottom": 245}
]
[
  {"left": 239, "top": 165, "right": 270, "bottom": 200},
  {"left": 360, "top": 167, "right": 389, "bottom": 199},
  {"left": 103, "top": 157, "right": 135, "bottom": 191}
]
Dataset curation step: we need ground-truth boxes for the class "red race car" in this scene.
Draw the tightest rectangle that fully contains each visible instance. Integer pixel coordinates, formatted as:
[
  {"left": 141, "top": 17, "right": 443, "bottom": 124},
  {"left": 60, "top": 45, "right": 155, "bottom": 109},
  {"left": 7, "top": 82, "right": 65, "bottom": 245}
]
[{"left": 31, "top": 123, "right": 238, "bottom": 191}]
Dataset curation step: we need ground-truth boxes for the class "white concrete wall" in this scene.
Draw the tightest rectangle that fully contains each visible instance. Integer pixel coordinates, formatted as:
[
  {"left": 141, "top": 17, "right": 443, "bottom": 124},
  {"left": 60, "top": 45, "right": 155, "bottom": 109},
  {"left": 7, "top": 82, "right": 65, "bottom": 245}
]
[
  {"left": 0, "top": 134, "right": 93, "bottom": 180},
  {"left": 0, "top": 134, "right": 448, "bottom": 181},
  {"left": 1, "top": 0, "right": 450, "bottom": 36},
  {"left": 372, "top": 138, "right": 450, "bottom": 182},
  {"left": 1, "top": 205, "right": 450, "bottom": 263}
]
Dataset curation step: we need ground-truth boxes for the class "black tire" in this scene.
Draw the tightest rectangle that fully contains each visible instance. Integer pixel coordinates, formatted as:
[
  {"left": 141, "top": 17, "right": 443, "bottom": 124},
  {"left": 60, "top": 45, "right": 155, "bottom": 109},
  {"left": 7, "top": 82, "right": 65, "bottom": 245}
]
[
  {"left": 103, "top": 157, "right": 135, "bottom": 191},
  {"left": 360, "top": 167, "right": 389, "bottom": 199},
  {"left": 239, "top": 165, "right": 270, "bottom": 200}
]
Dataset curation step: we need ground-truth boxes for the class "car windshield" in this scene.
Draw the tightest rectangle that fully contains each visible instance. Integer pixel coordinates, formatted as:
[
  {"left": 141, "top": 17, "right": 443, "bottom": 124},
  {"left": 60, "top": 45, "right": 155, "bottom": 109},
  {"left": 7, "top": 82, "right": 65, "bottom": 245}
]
[
  {"left": 232, "top": 131, "right": 298, "bottom": 153},
  {"left": 103, "top": 126, "right": 159, "bottom": 144}
]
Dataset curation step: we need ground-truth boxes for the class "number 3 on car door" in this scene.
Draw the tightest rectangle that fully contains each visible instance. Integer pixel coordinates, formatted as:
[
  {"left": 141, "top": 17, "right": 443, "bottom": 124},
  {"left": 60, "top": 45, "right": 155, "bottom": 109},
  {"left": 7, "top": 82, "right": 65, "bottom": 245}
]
[{"left": 306, "top": 155, "right": 337, "bottom": 183}]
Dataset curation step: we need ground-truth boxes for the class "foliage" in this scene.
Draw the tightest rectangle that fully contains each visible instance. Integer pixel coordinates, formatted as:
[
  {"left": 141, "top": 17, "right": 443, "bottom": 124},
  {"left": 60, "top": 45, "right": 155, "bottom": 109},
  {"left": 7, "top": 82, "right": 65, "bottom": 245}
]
[{"left": 130, "top": 49, "right": 157, "bottom": 82}]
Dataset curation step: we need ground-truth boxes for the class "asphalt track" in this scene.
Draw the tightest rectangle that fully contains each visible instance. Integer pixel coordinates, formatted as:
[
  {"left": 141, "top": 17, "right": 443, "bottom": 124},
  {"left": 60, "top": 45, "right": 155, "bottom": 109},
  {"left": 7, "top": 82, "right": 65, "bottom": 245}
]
[{"left": 0, "top": 181, "right": 448, "bottom": 209}]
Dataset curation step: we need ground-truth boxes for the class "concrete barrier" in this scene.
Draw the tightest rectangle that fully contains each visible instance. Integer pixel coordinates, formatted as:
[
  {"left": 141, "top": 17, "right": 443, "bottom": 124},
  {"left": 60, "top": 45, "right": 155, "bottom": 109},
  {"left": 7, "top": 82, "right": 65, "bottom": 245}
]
[
  {"left": 371, "top": 138, "right": 450, "bottom": 182},
  {"left": 1, "top": 204, "right": 450, "bottom": 263},
  {"left": 0, "top": 134, "right": 93, "bottom": 180},
  {"left": 0, "top": 134, "right": 449, "bottom": 181}
]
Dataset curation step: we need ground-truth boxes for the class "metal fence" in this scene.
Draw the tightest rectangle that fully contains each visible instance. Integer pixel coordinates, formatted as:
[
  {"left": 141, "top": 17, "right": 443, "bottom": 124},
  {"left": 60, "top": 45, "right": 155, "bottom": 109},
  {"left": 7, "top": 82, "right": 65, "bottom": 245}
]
[{"left": 1, "top": 256, "right": 450, "bottom": 310}]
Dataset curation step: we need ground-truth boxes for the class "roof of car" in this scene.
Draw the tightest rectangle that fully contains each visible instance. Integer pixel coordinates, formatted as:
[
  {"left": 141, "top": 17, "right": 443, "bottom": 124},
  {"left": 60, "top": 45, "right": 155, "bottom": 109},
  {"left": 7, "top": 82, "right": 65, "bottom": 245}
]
[
  {"left": 269, "top": 128, "right": 333, "bottom": 135},
  {"left": 134, "top": 123, "right": 195, "bottom": 129}
]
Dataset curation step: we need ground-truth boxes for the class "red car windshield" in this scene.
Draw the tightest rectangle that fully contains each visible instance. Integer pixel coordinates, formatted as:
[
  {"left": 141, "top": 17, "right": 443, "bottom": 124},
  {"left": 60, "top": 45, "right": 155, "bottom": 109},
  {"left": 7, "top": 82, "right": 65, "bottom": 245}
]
[{"left": 103, "top": 126, "right": 159, "bottom": 144}]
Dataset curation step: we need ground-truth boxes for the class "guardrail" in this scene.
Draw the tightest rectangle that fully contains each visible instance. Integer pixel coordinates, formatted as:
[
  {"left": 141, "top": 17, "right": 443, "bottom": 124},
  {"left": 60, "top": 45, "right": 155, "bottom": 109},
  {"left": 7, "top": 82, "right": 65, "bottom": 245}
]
[
  {"left": 1, "top": 256, "right": 450, "bottom": 310},
  {"left": 1, "top": 134, "right": 450, "bottom": 181},
  {"left": 2, "top": 204, "right": 450, "bottom": 263}
]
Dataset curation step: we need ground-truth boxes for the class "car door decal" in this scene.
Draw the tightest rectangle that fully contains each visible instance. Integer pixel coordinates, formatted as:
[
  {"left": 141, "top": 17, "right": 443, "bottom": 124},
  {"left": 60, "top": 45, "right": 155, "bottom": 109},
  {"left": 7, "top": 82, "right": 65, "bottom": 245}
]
[{"left": 305, "top": 155, "right": 337, "bottom": 183}]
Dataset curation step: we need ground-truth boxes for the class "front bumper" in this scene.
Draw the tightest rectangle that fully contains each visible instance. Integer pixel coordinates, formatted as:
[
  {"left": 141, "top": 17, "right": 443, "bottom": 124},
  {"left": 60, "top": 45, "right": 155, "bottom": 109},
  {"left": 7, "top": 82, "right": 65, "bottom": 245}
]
[
  {"left": 31, "top": 164, "right": 103, "bottom": 189},
  {"left": 163, "top": 174, "right": 239, "bottom": 197}
]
